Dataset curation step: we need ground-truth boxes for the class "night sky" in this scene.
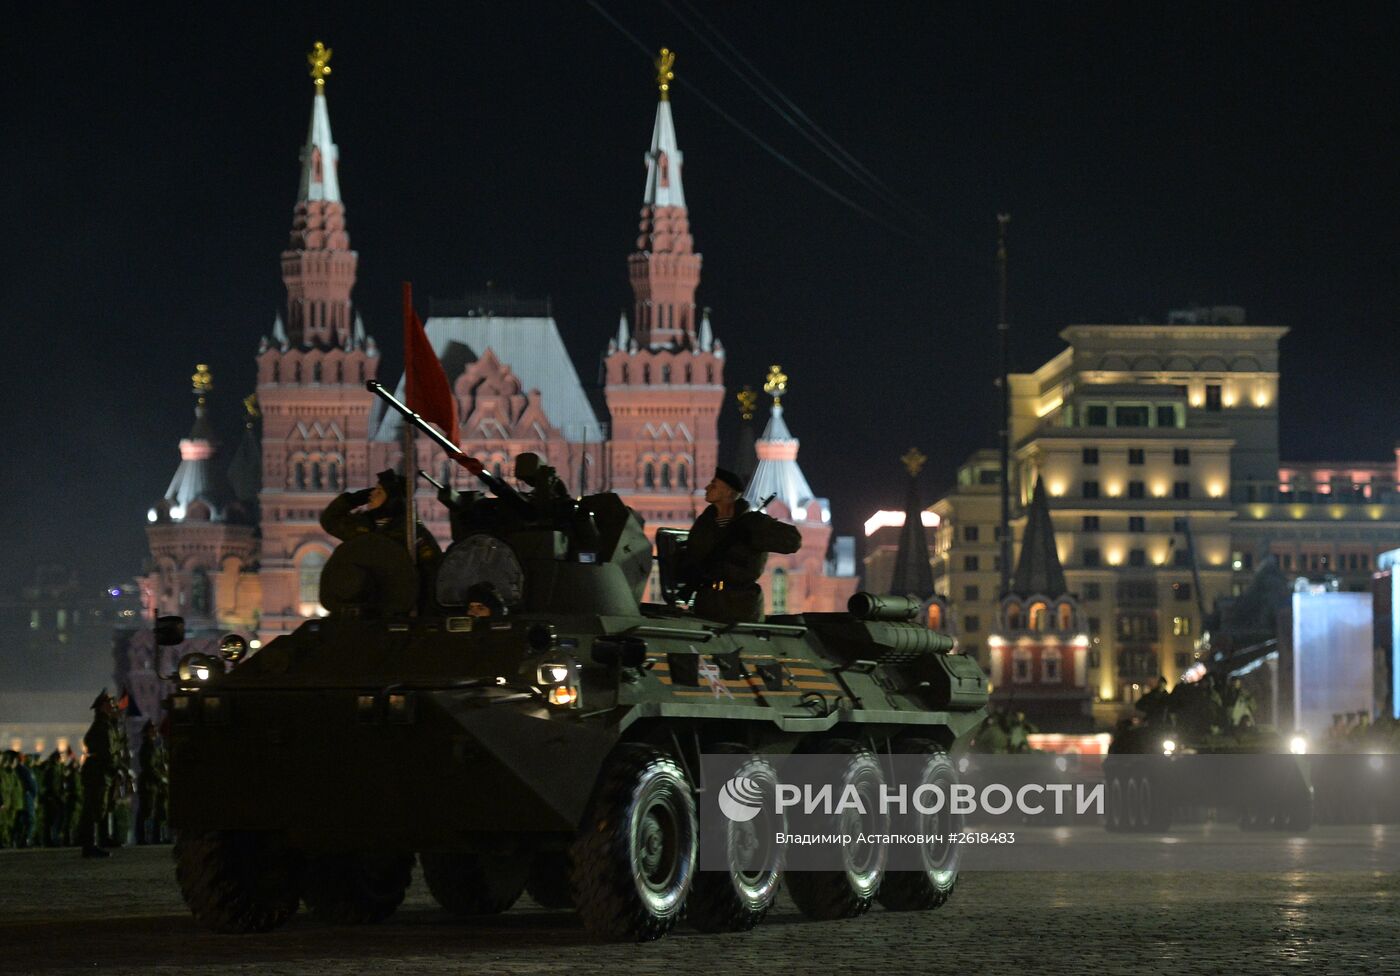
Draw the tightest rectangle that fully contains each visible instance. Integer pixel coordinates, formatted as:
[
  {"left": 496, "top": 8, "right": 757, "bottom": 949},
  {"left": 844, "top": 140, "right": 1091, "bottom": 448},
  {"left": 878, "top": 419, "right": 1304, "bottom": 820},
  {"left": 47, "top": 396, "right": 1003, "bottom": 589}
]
[{"left": 3, "top": 2, "right": 1398, "bottom": 596}]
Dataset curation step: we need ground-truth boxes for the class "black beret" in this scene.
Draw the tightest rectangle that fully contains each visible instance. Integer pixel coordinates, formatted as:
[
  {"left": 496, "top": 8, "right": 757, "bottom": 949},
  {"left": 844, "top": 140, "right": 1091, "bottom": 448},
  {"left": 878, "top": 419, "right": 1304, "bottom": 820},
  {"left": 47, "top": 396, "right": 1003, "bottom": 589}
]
[{"left": 713, "top": 468, "right": 744, "bottom": 493}]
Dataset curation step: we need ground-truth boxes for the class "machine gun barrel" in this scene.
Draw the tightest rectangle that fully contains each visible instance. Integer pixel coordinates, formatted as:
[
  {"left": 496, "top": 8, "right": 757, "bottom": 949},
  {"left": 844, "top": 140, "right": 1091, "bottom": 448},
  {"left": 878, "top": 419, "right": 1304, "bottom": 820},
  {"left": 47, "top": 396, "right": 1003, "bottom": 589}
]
[{"left": 367, "top": 380, "right": 517, "bottom": 498}]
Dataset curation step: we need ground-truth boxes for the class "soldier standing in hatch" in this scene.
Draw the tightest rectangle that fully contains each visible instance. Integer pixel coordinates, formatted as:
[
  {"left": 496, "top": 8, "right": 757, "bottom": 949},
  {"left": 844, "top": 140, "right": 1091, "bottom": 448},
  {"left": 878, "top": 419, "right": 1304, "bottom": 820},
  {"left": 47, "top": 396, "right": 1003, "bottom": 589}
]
[
  {"left": 683, "top": 468, "right": 801, "bottom": 624},
  {"left": 322, "top": 470, "right": 442, "bottom": 560},
  {"left": 75, "top": 691, "right": 121, "bottom": 858},
  {"left": 1136, "top": 676, "right": 1172, "bottom": 727}
]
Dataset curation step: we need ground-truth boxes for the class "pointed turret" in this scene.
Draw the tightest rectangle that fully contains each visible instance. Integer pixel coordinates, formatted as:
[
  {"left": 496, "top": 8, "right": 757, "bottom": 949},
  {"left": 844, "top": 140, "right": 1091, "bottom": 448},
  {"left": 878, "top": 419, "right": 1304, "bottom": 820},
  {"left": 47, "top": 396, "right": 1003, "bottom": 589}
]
[
  {"left": 1011, "top": 477, "right": 1069, "bottom": 598},
  {"left": 282, "top": 41, "right": 358, "bottom": 348},
  {"left": 743, "top": 366, "right": 823, "bottom": 520},
  {"left": 615, "top": 310, "right": 630, "bottom": 349},
  {"left": 628, "top": 48, "right": 701, "bottom": 349},
  {"left": 698, "top": 308, "right": 713, "bottom": 352},
  {"left": 225, "top": 393, "right": 262, "bottom": 516},
  {"left": 889, "top": 449, "right": 935, "bottom": 600},
  {"left": 150, "top": 365, "right": 226, "bottom": 524}
]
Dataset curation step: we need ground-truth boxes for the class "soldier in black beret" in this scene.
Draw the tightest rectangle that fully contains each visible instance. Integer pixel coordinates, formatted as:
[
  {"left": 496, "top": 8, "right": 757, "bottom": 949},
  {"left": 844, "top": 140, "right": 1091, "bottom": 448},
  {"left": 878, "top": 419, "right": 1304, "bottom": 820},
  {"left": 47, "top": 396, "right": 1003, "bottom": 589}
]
[{"left": 682, "top": 469, "right": 801, "bottom": 623}]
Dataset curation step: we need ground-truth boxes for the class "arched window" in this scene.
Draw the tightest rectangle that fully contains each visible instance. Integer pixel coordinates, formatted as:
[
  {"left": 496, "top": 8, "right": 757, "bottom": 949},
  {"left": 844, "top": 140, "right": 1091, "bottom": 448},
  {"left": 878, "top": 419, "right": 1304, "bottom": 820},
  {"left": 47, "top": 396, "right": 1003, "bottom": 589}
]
[
  {"left": 676, "top": 463, "right": 689, "bottom": 490},
  {"left": 1043, "top": 647, "right": 1062, "bottom": 683},
  {"left": 294, "top": 362, "right": 302, "bottom": 382},
  {"left": 684, "top": 363, "right": 693, "bottom": 383},
  {"left": 771, "top": 568, "right": 788, "bottom": 614},
  {"left": 358, "top": 362, "right": 365, "bottom": 383},
  {"left": 441, "top": 461, "right": 453, "bottom": 486},
  {"left": 298, "top": 551, "right": 327, "bottom": 617},
  {"left": 272, "top": 362, "right": 280, "bottom": 382},
  {"left": 294, "top": 461, "right": 306, "bottom": 489},
  {"left": 927, "top": 603, "right": 942, "bottom": 631},
  {"left": 643, "top": 364, "right": 652, "bottom": 384},
  {"left": 1007, "top": 606, "right": 1023, "bottom": 631},
  {"left": 1029, "top": 602, "right": 1048, "bottom": 632},
  {"left": 662, "top": 364, "right": 672, "bottom": 384},
  {"left": 311, "top": 462, "right": 323, "bottom": 490},
  {"left": 644, "top": 462, "right": 656, "bottom": 489},
  {"left": 1013, "top": 647, "right": 1033, "bottom": 683},
  {"left": 335, "top": 362, "right": 344, "bottom": 383},
  {"left": 1057, "top": 603, "right": 1074, "bottom": 631},
  {"left": 313, "top": 362, "right": 322, "bottom": 383},
  {"left": 492, "top": 461, "right": 504, "bottom": 481},
  {"left": 706, "top": 364, "right": 714, "bottom": 383},
  {"left": 621, "top": 363, "right": 630, "bottom": 383},
  {"left": 660, "top": 463, "right": 671, "bottom": 489},
  {"left": 327, "top": 459, "right": 341, "bottom": 491},
  {"left": 190, "top": 569, "right": 211, "bottom": 615}
]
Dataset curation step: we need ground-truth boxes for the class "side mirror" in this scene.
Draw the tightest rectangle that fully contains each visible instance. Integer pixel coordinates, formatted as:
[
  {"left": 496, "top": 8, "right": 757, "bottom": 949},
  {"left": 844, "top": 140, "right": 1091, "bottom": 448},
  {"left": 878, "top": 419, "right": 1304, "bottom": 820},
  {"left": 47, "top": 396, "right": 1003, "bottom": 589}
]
[
  {"left": 155, "top": 616, "right": 187, "bottom": 646},
  {"left": 219, "top": 633, "right": 248, "bottom": 664},
  {"left": 592, "top": 636, "right": 648, "bottom": 669}
]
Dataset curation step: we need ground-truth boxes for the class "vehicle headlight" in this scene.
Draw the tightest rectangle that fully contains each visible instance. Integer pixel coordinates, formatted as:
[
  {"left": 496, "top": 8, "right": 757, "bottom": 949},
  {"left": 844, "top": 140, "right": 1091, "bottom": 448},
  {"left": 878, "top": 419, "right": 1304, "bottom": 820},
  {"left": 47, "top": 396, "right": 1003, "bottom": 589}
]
[
  {"left": 1288, "top": 734, "right": 1308, "bottom": 755},
  {"left": 177, "top": 652, "right": 217, "bottom": 683},
  {"left": 537, "top": 663, "right": 571, "bottom": 685},
  {"left": 1162, "top": 738, "right": 1177, "bottom": 756},
  {"left": 547, "top": 686, "right": 580, "bottom": 707}
]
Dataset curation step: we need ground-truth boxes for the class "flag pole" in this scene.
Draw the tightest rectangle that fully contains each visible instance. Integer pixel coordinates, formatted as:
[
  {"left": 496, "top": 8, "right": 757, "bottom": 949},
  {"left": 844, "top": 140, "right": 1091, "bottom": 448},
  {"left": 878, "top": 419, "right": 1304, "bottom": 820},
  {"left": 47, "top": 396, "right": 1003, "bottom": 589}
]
[{"left": 401, "top": 282, "right": 418, "bottom": 564}]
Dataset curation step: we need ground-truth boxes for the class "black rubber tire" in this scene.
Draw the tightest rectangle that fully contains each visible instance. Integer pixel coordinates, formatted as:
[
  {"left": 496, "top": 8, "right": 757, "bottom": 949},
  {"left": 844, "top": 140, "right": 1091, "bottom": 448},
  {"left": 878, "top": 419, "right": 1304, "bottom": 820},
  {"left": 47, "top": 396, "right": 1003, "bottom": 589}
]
[
  {"left": 525, "top": 851, "right": 574, "bottom": 909},
  {"left": 303, "top": 852, "right": 414, "bottom": 924},
  {"left": 1105, "top": 775, "right": 1125, "bottom": 832},
  {"left": 1138, "top": 771, "right": 1173, "bottom": 833},
  {"left": 569, "top": 745, "right": 697, "bottom": 942},
  {"left": 785, "top": 740, "right": 887, "bottom": 921},
  {"left": 687, "top": 748, "right": 784, "bottom": 932},
  {"left": 421, "top": 851, "right": 529, "bottom": 916},
  {"left": 878, "top": 740, "right": 960, "bottom": 912},
  {"left": 174, "top": 830, "right": 302, "bottom": 934}
]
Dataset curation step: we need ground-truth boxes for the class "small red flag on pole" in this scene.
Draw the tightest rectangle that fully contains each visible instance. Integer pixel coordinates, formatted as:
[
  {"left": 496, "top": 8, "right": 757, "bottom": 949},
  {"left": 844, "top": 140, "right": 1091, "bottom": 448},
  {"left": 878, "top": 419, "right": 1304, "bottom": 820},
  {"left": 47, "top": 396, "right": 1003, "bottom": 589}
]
[{"left": 402, "top": 282, "right": 460, "bottom": 447}]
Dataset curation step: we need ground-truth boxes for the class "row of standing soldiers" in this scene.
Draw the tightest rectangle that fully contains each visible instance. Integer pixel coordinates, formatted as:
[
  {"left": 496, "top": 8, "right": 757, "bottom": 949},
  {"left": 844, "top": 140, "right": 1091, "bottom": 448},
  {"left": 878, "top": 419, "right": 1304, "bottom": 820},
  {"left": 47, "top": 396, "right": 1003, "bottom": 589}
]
[
  {"left": 0, "top": 692, "right": 169, "bottom": 855},
  {"left": 1134, "top": 673, "right": 1256, "bottom": 735}
]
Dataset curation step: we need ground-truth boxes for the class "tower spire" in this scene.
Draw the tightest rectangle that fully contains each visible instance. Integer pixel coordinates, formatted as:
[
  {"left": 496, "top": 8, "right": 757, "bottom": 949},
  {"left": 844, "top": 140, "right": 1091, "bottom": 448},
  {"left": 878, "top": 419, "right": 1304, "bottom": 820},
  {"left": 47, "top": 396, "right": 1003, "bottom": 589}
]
[
  {"left": 629, "top": 47, "right": 699, "bottom": 348},
  {"left": 889, "top": 448, "right": 935, "bottom": 600},
  {"left": 283, "top": 41, "right": 357, "bottom": 348}
]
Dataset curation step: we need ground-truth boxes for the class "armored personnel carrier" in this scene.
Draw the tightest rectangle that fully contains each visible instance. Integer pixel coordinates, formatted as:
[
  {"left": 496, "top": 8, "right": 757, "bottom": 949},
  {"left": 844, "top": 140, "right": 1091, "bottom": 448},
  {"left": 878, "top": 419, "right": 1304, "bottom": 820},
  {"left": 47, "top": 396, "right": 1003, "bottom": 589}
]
[
  {"left": 163, "top": 390, "right": 987, "bottom": 942},
  {"left": 1103, "top": 677, "right": 1312, "bottom": 833}
]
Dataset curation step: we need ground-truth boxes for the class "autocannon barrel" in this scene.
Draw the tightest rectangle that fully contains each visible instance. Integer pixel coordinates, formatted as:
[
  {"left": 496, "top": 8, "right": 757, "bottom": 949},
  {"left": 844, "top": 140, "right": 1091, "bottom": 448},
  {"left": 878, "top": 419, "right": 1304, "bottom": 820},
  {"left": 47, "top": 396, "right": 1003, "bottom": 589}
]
[{"left": 847, "top": 592, "right": 922, "bottom": 622}]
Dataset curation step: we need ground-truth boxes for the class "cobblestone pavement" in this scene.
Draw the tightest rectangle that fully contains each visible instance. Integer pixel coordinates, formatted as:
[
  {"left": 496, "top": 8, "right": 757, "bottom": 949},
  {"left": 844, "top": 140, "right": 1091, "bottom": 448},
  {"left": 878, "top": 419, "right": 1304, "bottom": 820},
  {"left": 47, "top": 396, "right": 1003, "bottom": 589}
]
[{"left": 1, "top": 829, "right": 1397, "bottom": 976}]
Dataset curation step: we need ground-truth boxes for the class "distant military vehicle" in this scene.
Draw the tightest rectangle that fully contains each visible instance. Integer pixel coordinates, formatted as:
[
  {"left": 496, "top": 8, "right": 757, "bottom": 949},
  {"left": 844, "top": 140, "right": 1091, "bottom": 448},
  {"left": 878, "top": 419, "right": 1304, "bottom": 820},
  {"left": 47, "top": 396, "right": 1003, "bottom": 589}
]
[
  {"left": 162, "top": 385, "right": 988, "bottom": 941},
  {"left": 1104, "top": 676, "right": 1313, "bottom": 833}
]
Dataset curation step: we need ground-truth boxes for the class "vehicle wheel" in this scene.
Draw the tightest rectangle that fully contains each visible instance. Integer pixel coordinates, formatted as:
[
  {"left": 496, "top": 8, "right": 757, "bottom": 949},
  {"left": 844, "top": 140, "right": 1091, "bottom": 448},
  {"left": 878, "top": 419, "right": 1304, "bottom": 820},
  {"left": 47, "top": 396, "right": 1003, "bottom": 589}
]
[
  {"left": 879, "top": 740, "right": 960, "bottom": 912},
  {"left": 688, "top": 751, "right": 784, "bottom": 932},
  {"left": 786, "top": 740, "right": 888, "bottom": 921},
  {"left": 1124, "top": 778, "right": 1141, "bottom": 832},
  {"left": 570, "top": 745, "right": 697, "bottom": 941},
  {"left": 525, "top": 851, "right": 574, "bottom": 909},
  {"left": 1105, "top": 775, "right": 1125, "bottom": 832},
  {"left": 421, "top": 851, "right": 528, "bottom": 916},
  {"left": 174, "top": 830, "right": 303, "bottom": 934},
  {"left": 303, "top": 852, "right": 414, "bottom": 924},
  {"left": 1138, "top": 772, "right": 1173, "bottom": 833}
]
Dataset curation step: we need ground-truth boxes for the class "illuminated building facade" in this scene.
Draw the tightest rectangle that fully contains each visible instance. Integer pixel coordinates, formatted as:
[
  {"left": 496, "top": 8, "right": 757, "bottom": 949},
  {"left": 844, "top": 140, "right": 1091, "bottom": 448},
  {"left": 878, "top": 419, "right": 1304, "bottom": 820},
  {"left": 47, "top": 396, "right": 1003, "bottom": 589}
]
[
  {"left": 140, "top": 46, "right": 856, "bottom": 649},
  {"left": 885, "top": 306, "right": 1400, "bottom": 727}
]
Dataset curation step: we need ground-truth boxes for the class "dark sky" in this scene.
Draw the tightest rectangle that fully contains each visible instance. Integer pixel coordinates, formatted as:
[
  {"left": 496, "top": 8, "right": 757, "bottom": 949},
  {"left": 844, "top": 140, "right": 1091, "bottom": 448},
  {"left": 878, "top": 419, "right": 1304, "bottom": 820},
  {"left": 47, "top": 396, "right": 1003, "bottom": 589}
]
[{"left": 3, "top": 2, "right": 1398, "bottom": 595}]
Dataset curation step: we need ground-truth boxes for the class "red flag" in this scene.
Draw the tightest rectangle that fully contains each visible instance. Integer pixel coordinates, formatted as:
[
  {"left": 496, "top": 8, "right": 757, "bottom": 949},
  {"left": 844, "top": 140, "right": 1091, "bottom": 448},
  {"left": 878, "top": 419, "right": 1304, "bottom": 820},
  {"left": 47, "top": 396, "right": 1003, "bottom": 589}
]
[{"left": 402, "top": 282, "right": 460, "bottom": 447}]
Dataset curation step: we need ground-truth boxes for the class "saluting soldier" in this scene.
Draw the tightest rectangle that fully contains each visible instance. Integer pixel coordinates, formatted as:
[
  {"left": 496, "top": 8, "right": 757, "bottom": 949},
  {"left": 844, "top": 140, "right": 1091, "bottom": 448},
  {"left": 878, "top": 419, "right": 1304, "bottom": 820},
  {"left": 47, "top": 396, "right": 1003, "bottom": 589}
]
[
  {"left": 683, "top": 468, "right": 802, "bottom": 624},
  {"left": 321, "top": 469, "right": 442, "bottom": 563}
]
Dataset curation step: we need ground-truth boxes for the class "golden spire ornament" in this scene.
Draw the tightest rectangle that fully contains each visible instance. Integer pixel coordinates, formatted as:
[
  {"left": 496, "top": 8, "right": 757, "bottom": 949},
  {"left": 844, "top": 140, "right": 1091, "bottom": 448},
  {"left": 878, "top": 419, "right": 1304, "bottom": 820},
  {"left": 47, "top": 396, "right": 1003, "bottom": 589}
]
[
  {"left": 901, "top": 447, "right": 928, "bottom": 478},
  {"left": 243, "top": 392, "right": 261, "bottom": 422},
  {"left": 308, "top": 41, "right": 333, "bottom": 90},
  {"left": 736, "top": 387, "right": 758, "bottom": 421},
  {"left": 655, "top": 47, "right": 676, "bottom": 100},
  {"left": 191, "top": 364, "right": 213, "bottom": 395},
  {"left": 763, "top": 364, "right": 788, "bottom": 406}
]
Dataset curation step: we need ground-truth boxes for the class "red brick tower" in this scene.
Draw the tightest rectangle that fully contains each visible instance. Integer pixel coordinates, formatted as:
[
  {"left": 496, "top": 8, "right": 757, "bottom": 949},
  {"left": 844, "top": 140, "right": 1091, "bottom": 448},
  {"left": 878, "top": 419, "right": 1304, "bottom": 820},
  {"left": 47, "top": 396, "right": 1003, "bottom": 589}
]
[
  {"left": 604, "top": 50, "right": 723, "bottom": 534},
  {"left": 255, "top": 43, "right": 380, "bottom": 638}
]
